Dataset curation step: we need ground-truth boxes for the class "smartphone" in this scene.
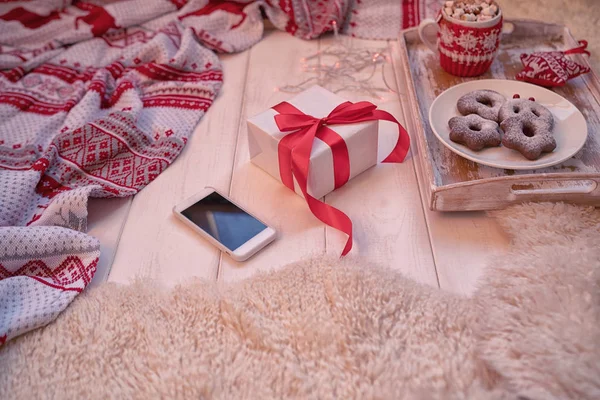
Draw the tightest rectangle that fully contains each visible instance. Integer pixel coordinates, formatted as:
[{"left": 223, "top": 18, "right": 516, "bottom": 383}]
[{"left": 173, "top": 189, "right": 276, "bottom": 261}]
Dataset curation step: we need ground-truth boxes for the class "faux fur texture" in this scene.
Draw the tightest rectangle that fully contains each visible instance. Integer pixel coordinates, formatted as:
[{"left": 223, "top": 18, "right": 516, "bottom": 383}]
[{"left": 1, "top": 203, "right": 599, "bottom": 399}]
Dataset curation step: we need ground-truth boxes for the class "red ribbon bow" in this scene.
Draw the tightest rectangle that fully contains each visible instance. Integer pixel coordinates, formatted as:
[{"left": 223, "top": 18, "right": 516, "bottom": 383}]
[{"left": 272, "top": 100, "right": 410, "bottom": 256}]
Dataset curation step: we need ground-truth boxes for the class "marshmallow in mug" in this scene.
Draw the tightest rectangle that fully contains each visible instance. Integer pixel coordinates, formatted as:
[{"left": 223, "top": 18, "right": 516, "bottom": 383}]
[{"left": 443, "top": 0, "right": 499, "bottom": 22}]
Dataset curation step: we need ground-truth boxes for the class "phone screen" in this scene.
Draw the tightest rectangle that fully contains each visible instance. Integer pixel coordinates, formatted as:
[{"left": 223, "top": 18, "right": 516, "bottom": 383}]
[{"left": 180, "top": 192, "right": 267, "bottom": 251}]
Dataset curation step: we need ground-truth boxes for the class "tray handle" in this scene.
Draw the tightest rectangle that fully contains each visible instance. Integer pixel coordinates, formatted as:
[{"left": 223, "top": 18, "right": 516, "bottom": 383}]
[{"left": 510, "top": 179, "right": 599, "bottom": 197}]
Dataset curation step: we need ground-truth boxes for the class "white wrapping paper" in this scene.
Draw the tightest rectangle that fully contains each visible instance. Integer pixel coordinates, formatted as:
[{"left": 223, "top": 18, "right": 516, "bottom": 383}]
[{"left": 247, "top": 85, "right": 378, "bottom": 199}]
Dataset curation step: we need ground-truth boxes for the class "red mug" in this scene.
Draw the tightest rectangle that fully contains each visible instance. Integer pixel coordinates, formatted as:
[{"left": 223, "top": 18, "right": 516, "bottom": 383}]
[{"left": 418, "top": 9, "right": 503, "bottom": 77}]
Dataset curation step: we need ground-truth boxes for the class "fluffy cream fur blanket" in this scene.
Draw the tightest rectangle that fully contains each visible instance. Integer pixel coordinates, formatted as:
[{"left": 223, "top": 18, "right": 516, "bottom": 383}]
[{"left": 1, "top": 203, "right": 599, "bottom": 399}]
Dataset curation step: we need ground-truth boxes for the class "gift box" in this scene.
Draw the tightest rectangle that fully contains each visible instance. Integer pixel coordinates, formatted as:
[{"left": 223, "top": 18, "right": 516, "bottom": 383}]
[
  {"left": 247, "top": 85, "right": 410, "bottom": 255},
  {"left": 248, "top": 85, "right": 379, "bottom": 199}
]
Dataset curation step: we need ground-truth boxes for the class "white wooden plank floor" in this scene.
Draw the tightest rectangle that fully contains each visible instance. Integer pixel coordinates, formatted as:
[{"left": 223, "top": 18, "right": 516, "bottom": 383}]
[
  {"left": 321, "top": 36, "right": 437, "bottom": 287},
  {"left": 219, "top": 32, "right": 330, "bottom": 283},
  {"left": 389, "top": 41, "right": 511, "bottom": 295},
  {"left": 88, "top": 30, "right": 510, "bottom": 295},
  {"left": 107, "top": 50, "right": 250, "bottom": 286}
]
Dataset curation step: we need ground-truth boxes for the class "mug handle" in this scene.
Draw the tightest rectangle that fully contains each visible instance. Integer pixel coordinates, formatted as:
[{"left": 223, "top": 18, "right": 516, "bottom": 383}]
[{"left": 418, "top": 18, "right": 439, "bottom": 53}]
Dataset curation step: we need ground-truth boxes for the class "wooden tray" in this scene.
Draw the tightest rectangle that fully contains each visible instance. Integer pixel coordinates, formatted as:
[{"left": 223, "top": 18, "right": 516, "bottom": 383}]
[{"left": 394, "top": 19, "right": 600, "bottom": 211}]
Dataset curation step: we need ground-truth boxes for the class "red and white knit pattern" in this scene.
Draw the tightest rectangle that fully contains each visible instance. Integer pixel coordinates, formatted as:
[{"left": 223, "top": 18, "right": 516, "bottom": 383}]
[
  {"left": 437, "top": 16, "right": 502, "bottom": 77},
  {"left": 260, "top": 0, "right": 437, "bottom": 41},
  {"left": 1, "top": 0, "right": 431, "bottom": 345},
  {"left": 343, "top": 0, "right": 439, "bottom": 39},
  {"left": 0, "top": 0, "right": 227, "bottom": 344},
  {"left": 263, "top": 0, "right": 350, "bottom": 39},
  {"left": 516, "top": 50, "right": 591, "bottom": 87}
]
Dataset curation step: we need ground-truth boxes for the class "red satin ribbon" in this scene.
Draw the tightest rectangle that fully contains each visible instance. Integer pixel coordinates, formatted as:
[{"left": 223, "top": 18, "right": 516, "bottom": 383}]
[
  {"left": 272, "top": 100, "right": 410, "bottom": 256},
  {"left": 564, "top": 40, "right": 590, "bottom": 57}
]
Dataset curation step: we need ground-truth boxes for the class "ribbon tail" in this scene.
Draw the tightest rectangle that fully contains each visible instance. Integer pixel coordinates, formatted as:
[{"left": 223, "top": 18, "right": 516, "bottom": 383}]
[
  {"left": 371, "top": 109, "right": 410, "bottom": 163},
  {"left": 304, "top": 194, "right": 353, "bottom": 256},
  {"left": 290, "top": 122, "right": 353, "bottom": 256},
  {"left": 273, "top": 100, "right": 410, "bottom": 256},
  {"left": 564, "top": 40, "right": 591, "bottom": 57}
]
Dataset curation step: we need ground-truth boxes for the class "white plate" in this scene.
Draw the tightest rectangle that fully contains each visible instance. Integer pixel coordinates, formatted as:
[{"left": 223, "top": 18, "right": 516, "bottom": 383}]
[{"left": 428, "top": 79, "right": 588, "bottom": 170}]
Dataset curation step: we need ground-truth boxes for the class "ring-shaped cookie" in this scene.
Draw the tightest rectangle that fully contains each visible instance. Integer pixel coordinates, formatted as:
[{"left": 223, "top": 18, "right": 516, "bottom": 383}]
[
  {"left": 457, "top": 90, "right": 506, "bottom": 122},
  {"left": 500, "top": 115, "right": 556, "bottom": 160},
  {"left": 498, "top": 98, "right": 554, "bottom": 127},
  {"left": 449, "top": 114, "right": 502, "bottom": 151}
]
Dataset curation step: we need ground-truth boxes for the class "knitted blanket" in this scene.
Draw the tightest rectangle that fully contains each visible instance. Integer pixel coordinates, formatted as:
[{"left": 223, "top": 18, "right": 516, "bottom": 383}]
[{"left": 0, "top": 0, "right": 432, "bottom": 345}]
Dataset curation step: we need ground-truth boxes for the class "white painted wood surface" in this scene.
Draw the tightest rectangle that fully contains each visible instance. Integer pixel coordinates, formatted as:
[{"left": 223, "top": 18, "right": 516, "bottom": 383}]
[
  {"left": 321, "top": 36, "right": 437, "bottom": 287},
  {"left": 107, "top": 51, "right": 250, "bottom": 286},
  {"left": 390, "top": 40, "right": 510, "bottom": 295},
  {"left": 88, "top": 30, "right": 513, "bottom": 296},
  {"left": 219, "top": 31, "right": 330, "bottom": 283},
  {"left": 87, "top": 197, "right": 131, "bottom": 288}
]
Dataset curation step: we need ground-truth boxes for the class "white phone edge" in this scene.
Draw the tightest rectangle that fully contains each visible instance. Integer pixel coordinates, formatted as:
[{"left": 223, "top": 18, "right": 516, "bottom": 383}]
[{"left": 173, "top": 188, "right": 276, "bottom": 262}]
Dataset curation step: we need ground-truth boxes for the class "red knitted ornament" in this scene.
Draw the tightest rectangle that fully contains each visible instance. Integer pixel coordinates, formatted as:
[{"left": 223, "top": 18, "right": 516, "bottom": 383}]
[{"left": 516, "top": 40, "right": 591, "bottom": 87}]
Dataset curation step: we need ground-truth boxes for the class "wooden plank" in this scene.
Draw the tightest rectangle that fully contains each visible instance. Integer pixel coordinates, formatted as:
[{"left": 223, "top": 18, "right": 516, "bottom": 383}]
[
  {"left": 322, "top": 37, "right": 438, "bottom": 287},
  {"left": 87, "top": 197, "right": 132, "bottom": 287},
  {"left": 424, "top": 210, "right": 510, "bottom": 296},
  {"left": 108, "top": 51, "right": 250, "bottom": 286},
  {"left": 218, "top": 30, "right": 327, "bottom": 283},
  {"left": 391, "top": 40, "right": 511, "bottom": 296}
]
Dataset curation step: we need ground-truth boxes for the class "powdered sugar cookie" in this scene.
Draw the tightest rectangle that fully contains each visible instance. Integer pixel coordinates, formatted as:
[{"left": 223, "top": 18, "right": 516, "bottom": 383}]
[
  {"left": 448, "top": 114, "right": 502, "bottom": 151},
  {"left": 457, "top": 89, "right": 506, "bottom": 122}
]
